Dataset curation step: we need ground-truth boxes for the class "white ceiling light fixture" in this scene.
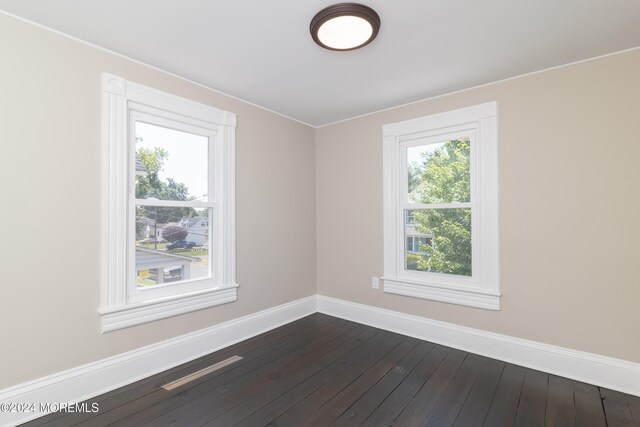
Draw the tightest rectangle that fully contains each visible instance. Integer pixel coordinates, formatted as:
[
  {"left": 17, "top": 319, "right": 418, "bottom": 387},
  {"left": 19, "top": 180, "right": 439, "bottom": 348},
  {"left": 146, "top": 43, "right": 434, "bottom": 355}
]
[{"left": 310, "top": 3, "right": 381, "bottom": 51}]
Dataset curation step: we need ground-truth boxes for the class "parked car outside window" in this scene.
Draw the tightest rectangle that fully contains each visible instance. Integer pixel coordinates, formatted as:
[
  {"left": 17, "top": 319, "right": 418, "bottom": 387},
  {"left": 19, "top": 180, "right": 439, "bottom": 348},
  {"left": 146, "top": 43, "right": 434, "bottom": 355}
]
[{"left": 166, "top": 240, "right": 196, "bottom": 250}]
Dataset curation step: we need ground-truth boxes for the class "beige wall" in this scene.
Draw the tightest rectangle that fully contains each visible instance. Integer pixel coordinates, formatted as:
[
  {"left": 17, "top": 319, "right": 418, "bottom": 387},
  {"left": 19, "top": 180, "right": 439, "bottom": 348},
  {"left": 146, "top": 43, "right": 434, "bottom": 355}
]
[
  {"left": 317, "top": 49, "right": 640, "bottom": 363},
  {"left": 2, "top": 10, "right": 639, "bottom": 391},
  {"left": 0, "top": 14, "right": 316, "bottom": 388}
]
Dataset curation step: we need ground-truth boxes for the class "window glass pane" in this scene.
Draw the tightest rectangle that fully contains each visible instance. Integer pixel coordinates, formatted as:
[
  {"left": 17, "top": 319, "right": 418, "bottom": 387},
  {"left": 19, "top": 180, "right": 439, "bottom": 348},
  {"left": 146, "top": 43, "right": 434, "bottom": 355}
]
[
  {"left": 135, "top": 206, "right": 210, "bottom": 287},
  {"left": 404, "top": 208, "right": 471, "bottom": 276},
  {"left": 407, "top": 138, "right": 470, "bottom": 204},
  {"left": 405, "top": 210, "right": 416, "bottom": 225},
  {"left": 135, "top": 122, "right": 209, "bottom": 201}
]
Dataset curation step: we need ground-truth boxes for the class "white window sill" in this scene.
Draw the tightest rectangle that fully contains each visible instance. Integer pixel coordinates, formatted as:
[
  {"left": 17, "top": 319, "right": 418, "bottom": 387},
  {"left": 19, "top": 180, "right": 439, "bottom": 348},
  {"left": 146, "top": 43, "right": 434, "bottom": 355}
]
[
  {"left": 382, "top": 277, "right": 500, "bottom": 310},
  {"left": 98, "top": 285, "right": 239, "bottom": 333}
]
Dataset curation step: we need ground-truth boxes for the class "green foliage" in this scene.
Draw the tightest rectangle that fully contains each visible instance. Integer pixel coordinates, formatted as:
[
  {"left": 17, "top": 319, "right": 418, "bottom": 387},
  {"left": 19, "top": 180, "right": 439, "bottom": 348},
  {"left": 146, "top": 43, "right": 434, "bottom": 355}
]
[
  {"left": 170, "top": 248, "right": 208, "bottom": 257},
  {"left": 414, "top": 209, "right": 472, "bottom": 276},
  {"left": 407, "top": 163, "right": 423, "bottom": 194},
  {"left": 405, "top": 253, "right": 422, "bottom": 270},
  {"left": 136, "top": 147, "right": 197, "bottom": 224},
  {"left": 137, "top": 147, "right": 167, "bottom": 179},
  {"left": 409, "top": 139, "right": 472, "bottom": 276},
  {"left": 410, "top": 140, "right": 470, "bottom": 204}
]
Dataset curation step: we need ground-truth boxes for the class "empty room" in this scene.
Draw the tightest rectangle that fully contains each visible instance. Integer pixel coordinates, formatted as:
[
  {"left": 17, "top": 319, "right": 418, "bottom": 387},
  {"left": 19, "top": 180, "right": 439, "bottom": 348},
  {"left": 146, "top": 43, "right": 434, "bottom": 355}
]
[{"left": 0, "top": 1, "right": 639, "bottom": 426}]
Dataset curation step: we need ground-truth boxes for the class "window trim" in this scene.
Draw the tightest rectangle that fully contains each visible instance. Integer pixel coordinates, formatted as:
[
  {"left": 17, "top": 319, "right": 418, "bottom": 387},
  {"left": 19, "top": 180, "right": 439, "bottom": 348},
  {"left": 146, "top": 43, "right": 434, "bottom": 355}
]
[
  {"left": 100, "top": 73, "right": 237, "bottom": 332},
  {"left": 382, "top": 102, "right": 499, "bottom": 310}
]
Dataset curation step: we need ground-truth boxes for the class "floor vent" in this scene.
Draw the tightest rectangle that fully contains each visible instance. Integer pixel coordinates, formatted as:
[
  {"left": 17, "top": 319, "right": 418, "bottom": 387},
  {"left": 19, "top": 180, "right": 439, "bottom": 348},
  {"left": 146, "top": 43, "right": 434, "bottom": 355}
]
[{"left": 162, "top": 355, "right": 243, "bottom": 391}]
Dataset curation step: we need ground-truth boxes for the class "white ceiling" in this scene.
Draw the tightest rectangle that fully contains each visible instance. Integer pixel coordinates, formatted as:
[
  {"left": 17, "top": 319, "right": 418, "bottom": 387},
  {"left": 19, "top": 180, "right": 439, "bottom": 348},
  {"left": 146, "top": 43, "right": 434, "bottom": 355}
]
[{"left": 1, "top": 0, "right": 639, "bottom": 126}]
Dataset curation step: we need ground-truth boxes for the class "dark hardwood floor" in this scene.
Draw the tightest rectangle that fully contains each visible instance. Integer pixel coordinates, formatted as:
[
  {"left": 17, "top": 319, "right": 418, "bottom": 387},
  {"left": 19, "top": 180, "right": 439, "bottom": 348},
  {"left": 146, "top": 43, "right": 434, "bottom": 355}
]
[{"left": 24, "top": 314, "right": 640, "bottom": 426}]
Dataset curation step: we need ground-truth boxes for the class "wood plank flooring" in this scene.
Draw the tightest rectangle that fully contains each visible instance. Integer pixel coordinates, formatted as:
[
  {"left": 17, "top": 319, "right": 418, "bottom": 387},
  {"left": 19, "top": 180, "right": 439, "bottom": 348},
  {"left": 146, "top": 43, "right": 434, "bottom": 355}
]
[{"left": 23, "top": 313, "right": 640, "bottom": 426}]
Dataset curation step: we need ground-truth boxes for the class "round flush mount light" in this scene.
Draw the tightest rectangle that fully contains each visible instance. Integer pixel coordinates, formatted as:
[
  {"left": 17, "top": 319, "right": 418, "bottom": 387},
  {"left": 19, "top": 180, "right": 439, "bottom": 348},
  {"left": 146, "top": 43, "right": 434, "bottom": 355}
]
[{"left": 310, "top": 3, "right": 381, "bottom": 51}]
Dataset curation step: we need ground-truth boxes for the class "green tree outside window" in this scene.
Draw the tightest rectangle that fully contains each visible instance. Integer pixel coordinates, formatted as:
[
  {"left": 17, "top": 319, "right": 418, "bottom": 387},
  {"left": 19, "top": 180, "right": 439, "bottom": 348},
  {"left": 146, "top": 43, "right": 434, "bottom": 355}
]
[{"left": 408, "top": 139, "right": 472, "bottom": 276}]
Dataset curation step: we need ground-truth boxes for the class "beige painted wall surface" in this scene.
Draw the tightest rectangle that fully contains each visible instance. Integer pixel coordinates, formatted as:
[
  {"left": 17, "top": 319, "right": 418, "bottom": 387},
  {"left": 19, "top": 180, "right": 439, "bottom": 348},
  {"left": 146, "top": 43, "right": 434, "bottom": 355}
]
[
  {"left": 317, "top": 49, "right": 640, "bottom": 363},
  {"left": 0, "top": 14, "right": 316, "bottom": 388}
]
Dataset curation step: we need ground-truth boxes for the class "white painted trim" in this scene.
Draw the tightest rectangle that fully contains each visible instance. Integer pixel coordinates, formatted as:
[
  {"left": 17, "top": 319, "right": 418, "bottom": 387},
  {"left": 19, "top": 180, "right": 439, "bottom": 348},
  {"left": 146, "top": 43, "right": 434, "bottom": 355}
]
[
  {"left": 382, "top": 278, "right": 499, "bottom": 311},
  {"left": 99, "top": 285, "right": 239, "bottom": 333},
  {"left": 382, "top": 102, "right": 496, "bottom": 137},
  {"left": 101, "top": 73, "right": 237, "bottom": 331},
  {"left": 382, "top": 102, "right": 499, "bottom": 310},
  {"left": 3, "top": 293, "right": 640, "bottom": 426},
  {"left": 316, "top": 295, "right": 640, "bottom": 397},
  {"left": 0, "top": 295, "right": 317, "bottom": 427}
]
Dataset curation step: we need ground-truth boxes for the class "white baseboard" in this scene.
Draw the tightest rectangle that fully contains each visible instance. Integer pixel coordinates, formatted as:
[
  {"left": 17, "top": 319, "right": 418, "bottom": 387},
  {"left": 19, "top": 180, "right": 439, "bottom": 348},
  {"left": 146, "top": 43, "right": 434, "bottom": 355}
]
[
  {"left": 0, "top": 295, "right": 317, "bottom": 427},
  {"left": 317, "top": 295, "right": 640, "bottom": 397},
  {"left": 3, "top": 293, "right": 639, "bottom": 426}
]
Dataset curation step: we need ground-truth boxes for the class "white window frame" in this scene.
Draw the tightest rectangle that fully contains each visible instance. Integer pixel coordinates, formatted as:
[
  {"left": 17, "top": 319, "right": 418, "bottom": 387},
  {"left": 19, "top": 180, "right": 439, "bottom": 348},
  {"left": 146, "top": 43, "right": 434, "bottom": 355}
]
[
  {"left": 100, "top": 73, "right": 237, "bottom": 332},
  {"left": 382, "top": 102, "right": 499, "bottom": 310}
]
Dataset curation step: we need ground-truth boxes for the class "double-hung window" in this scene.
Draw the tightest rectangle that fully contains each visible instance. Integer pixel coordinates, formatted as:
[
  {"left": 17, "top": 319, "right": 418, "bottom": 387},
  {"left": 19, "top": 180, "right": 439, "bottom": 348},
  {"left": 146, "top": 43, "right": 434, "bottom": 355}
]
[
  {"left": 100, "top": 74, "right": 237, "bottom": 332},
  {"left": 383, "top": 102, "right": 499, "bottom": 310}
]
